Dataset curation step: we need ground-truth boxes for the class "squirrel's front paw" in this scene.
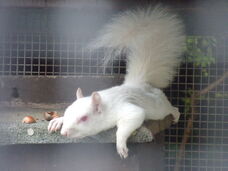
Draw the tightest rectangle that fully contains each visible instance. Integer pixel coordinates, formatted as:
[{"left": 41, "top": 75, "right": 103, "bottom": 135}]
[
  {"left": 48, "top": 117, "right": 63, "bottom": 133},
  {"left": 117, "top": 144, "right": 129, "bottom": 159}
]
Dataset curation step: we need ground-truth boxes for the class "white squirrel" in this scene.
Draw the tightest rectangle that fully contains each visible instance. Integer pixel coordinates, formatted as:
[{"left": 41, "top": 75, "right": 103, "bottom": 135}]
[{"left": 48, "top": 5, "right": 185, "bottom": 158}]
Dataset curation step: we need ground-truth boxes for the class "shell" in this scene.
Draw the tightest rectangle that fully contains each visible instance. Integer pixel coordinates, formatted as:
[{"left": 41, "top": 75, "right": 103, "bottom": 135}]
[
  {"left": 44, "top": 111, "right": 60, "bottom": 121},
  {"left": 22, "top": 116, "right": 36, "bottom": 124}
]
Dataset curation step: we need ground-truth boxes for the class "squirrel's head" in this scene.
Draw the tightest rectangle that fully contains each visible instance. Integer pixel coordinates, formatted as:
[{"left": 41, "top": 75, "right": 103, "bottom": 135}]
[{"left": 60, "top": 88, "right": 104, "bottom": 138}]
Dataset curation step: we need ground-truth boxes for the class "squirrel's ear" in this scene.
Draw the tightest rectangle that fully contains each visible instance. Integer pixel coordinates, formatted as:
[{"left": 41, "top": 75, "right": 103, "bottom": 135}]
[
  {"left": 76, "top": 88, "right": 84, "bottom": 99},
  {"left": 91, "top": 92, "right": 102, "bottom": 113}
]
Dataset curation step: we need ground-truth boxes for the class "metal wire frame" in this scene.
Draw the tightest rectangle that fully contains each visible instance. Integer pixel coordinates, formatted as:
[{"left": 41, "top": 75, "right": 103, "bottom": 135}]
[
  {"left": 0, "top": 32, "right": 228, "bottom": 171},
  {"left": 0, "top": 32, "right": 126, "bottom": 76},
  {"left": 164, "top": 36, "right": 228, "bottom": 171}
]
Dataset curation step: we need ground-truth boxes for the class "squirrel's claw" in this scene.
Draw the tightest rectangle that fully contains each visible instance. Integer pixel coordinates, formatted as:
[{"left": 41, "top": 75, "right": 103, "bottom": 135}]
[
  {"left": 48, "top": 117, "right": 63, "bottom": 133},
  {"left": 117, "top": 145, "right": 129, "bottom": 159}
]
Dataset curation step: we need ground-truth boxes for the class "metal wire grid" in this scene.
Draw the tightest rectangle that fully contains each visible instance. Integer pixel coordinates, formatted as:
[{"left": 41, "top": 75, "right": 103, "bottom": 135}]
[
  {"left": 0, "top": 32, "right": 126, "bottom": 76},
  {"left": 164, "top": 37, "right": 228, "bottom": 171},
  {"left": 0, "top": 31, "right": 227, "bottom": 171}
]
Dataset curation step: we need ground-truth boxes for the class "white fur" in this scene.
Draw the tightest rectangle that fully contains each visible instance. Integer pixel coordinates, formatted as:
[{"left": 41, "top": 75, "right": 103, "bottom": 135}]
[
  {"left": 48, "top": 5, "right": 184, "bottom": 158},
  {"left": 89, "top": 5, "right": 185, "bottom": 88}
]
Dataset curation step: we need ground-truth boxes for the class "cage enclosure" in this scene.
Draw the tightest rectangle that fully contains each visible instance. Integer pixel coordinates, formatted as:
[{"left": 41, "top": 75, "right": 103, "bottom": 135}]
[{"left": 0, "top": 0, "right": 228, "bottom": 171}]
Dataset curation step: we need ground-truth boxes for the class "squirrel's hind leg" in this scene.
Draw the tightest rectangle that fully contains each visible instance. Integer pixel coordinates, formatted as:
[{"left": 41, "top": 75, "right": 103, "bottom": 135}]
[{"left": 171, "top": 107, "right": 180, "bottom": 123}]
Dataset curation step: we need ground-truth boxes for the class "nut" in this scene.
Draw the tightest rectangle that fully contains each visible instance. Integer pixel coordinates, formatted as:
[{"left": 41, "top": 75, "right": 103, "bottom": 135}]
[
  {"left": 27, "top": 128, "right": 34, "bottom": 136},
  {"left": 44, "top": 111, "right": 60, "bottom": 121},
  {"left": 22, "top": 116, "right": 36, "bottom": 124}
]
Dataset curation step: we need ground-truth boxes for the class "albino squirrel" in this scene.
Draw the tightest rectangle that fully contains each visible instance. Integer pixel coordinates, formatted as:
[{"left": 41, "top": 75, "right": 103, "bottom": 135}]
[{"left": 48, "top": 5, "right": 185, "bottom": 158}]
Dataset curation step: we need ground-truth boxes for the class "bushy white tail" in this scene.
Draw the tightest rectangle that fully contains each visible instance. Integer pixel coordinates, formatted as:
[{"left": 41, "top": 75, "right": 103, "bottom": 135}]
[{"left": 89, "top": 5, "right": 185, "bottom": 88}]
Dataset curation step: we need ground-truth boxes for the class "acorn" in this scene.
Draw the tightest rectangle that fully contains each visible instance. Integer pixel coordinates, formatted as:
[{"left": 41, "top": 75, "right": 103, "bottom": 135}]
[
  {"left": 22, "top": 116, "right": 36, "bottom": 124},
  {"left": 44, "top": 111, "right": 60, "bottom": 121}
]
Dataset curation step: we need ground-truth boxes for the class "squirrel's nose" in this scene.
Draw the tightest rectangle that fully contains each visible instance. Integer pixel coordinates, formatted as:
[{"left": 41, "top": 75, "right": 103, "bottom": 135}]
[{"left": 61, "top": 129, "right": 68, "bottom": 136}]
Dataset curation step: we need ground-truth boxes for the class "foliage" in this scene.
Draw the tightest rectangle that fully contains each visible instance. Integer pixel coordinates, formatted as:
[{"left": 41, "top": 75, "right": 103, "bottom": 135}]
[
  {"left": 184, "top": 36, "right": 216, "bottom": 77},
  {"left": 182, "top": 36, "right": 216, "bottom": 113}
]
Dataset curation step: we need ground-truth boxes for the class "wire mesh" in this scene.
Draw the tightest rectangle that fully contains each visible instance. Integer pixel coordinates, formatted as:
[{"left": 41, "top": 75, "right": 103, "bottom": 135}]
[
  {"left": 164, "top": 36, "right": 228, "bottom": 171},
  {"left": 0, "top": 32, "right": 227, "bottom": 171},
  {"left": 0, "top": 32, "right": 126, "bottom": 76}
]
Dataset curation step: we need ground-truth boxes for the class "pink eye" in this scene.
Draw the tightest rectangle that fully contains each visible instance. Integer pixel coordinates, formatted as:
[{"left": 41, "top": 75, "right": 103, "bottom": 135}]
[
  {"left": 81, "top": 115, "right": 88, "bottom": 122},
  {"left": 77, "top": 115, "right": 88, "bottom": 124}
]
